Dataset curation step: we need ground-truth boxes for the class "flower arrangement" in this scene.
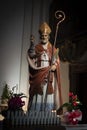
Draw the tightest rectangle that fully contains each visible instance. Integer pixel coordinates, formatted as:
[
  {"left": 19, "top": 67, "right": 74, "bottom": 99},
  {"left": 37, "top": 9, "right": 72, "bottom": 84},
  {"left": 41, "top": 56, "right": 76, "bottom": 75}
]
[
  {"left": 1, "top": 85, "right": 27, "bottom": 118},
  {"left": 63, "top": 109, "right": 82, "bottom": 125},
  {"left": 8, "top": 93, "right": 27, "bottom": 110},
  {"left": 62, "top": 92, "right": 82, "bottom": 112},
  {"left": 6, "top": 85, "right": 27, "bottom": 111},
  {"left": 5, "top": 85, "right": 27, "bottom": 111},
  {"left": 60, "top": 92, "right": 82, "bottom": 125}
]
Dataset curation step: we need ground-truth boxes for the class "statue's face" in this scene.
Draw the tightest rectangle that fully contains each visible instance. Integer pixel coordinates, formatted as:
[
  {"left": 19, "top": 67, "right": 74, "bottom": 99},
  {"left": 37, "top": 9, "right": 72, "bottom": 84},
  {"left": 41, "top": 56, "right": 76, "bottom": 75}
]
[{"left": 40, "top": 33, "right": 49, "bottom": 44}]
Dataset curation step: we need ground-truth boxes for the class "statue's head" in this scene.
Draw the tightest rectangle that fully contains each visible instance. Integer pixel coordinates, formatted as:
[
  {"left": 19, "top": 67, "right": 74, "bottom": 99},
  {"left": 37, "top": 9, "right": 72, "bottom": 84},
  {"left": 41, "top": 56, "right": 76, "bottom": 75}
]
[
  {"left": 39, "top": 22, "right": 51, "bottom": 44},
  {"left": 39, "top": 22, "right": 51, "bottom": 35}
]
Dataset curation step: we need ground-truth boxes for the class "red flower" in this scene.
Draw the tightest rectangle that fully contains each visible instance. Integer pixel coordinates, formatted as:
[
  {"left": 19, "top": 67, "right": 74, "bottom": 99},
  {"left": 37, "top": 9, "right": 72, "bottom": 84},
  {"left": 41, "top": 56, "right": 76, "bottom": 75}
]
[
  {"left": 64, "top": 110, "right": 82, "bottom": 125},
  {"left": 69, "top": 92, "right": 73, "bottom": 97},
  {"left": 72, "top": 118, "right": 78, "bottom": 125},
  {"left": 74, "top": 110, "right": 82, "bottom": 117},
  {"left": 8, "top": 93, "right": 26, "bottom": 110},
  {"left": 73, "top": 102, "right": 78, "bottom": 106},
  {"left": 72, "top": 95, "right": 77, "bottom": 100}
]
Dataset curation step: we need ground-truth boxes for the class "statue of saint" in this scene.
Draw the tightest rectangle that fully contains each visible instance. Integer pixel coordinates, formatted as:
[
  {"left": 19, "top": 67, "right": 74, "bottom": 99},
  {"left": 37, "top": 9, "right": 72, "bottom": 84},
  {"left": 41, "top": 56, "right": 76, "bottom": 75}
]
[{"left": 27, "top": 22, "right": 62, "bottom": 112}]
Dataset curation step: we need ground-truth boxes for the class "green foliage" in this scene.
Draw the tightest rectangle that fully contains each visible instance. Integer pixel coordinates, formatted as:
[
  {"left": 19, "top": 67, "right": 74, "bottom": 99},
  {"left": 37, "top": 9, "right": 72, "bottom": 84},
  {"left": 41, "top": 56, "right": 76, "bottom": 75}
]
[
  {"left": 1, "top": 84, "right": 10, "bottom": 100},
  {"left": 58, "top": 92, "right": 82, "bottom": 112}
]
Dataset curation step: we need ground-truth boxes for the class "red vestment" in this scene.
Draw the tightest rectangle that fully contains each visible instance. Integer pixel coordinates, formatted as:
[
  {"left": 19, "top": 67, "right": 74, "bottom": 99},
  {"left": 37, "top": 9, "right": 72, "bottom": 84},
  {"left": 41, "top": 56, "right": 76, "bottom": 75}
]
[{"left": 28, "top": 42, "right": 63, "bottom": 109}]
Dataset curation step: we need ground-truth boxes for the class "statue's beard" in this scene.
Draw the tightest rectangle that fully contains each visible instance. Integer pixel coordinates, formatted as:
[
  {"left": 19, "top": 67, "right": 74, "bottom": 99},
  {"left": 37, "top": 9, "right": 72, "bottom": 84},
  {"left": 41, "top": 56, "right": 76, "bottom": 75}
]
[
  {"left": 41, "top": 39, "right": 48, "bottom": 44},
  {"left": 42, "top": 42, "right": 47, "bottom": 44}
]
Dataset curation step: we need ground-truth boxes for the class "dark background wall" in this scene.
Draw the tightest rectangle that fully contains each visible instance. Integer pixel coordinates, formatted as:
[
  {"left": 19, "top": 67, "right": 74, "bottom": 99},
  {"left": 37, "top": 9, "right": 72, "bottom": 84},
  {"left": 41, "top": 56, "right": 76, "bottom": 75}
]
[
  {"left": 49, "top": 0, "right": 87, "bottom": 41},
  {"left": 49, "top": 0, "right": 87, "bottom": 64}
]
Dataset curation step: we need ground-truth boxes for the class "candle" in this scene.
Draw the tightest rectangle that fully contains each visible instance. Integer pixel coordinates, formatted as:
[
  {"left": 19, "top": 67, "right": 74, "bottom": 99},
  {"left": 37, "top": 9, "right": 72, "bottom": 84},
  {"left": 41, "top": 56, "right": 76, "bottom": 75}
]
[{"left": 51, "top": 109, "right": 56, "bottom": 118}]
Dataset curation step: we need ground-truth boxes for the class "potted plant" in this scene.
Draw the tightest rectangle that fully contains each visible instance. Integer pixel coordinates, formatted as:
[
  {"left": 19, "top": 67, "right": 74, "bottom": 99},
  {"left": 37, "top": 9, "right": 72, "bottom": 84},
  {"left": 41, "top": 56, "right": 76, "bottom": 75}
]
[
  {"left": 58, "top": 92, "right": 82, "bottom": 125},
  {"left": 1, "top": 85, "right": 27, "bottom": 119}
]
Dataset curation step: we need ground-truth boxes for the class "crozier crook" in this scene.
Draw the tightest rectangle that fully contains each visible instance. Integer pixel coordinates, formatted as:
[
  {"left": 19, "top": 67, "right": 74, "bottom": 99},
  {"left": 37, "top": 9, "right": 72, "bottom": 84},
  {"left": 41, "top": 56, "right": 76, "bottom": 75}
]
[{"left": 53, "top": 10, "right": 65, "bottom": 48}]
